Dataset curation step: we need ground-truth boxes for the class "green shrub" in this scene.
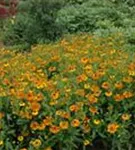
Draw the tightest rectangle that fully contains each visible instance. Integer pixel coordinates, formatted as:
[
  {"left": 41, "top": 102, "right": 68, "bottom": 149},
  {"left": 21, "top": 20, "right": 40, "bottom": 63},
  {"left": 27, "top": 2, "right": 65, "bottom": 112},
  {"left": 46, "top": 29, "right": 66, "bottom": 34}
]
[{"left": 2, "top": 0, "right": 64, "bottom": 49}]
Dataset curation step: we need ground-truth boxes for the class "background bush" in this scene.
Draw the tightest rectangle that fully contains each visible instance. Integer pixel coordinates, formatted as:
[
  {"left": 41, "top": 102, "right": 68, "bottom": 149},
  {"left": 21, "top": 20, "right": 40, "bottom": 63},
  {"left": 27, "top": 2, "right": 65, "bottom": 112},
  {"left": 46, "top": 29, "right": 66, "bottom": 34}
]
[
  {"left": 2, "top": 0, "right": 65, "bottom": 50},
  {"left": 1, "top": 0, "right": 135, "bottom": 51}
]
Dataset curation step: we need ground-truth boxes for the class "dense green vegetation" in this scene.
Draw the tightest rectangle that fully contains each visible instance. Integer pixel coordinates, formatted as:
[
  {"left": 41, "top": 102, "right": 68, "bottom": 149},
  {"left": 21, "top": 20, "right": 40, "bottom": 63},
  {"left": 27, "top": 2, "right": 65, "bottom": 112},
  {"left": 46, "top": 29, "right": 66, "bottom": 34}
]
[{"left": 0, "top": 0, "right": 135, "bottom": 51}]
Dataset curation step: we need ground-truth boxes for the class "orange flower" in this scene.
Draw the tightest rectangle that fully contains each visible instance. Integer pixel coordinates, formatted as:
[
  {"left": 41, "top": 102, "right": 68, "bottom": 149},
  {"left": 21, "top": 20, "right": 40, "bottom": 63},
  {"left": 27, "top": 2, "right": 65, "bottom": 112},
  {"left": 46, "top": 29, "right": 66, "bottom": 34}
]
[
  {"left": 84, "top": 65, "right": 93, "bottom": 74},
  {"left": 71, "top": 119, "right": 80, "bottom": 127},
  {"left": 30, "top": 102, "right": 41, "bottom": 112},
  {"left": 48, "top": 66, "right": 56, "bottom": 72},
  {"left": 69, "top": 104, "right": 79, "bottom": 112},
  {"left": 75, "top": 89, "right": 85, "bottom": 97},
  {"left": 123, "top": 91, "right": 133, "bottom": 98},
  {"left": 17, "top": 91, "right": 25, "bottom": 99},
  {"left": 89, "top": 107, "right": 98, "bottom": 115},
  {"left": 121, "top": 113, "right": 131, "bottom": 121},
  {"left": 90, "top": 84, "right": 100, "bottom": 92},
  {"left": 26, "top": 90, "right": 35, "bottom": 101},
  {"left": 30, "top": 121, "right": 39, "bottom": 130},
  {"left": 68, "top": 65, "right": 76, "bottom": 72},
  {"left": 43, "top": 116, "right": 53, "bottom": 126},
  {"left": 107, "top": 123, "right": 119, "bottom": 134},
  {"left": 123, "top": 76, "right": 133, "bottom": 83},
  {"left": 49, "top": 125, "right": 60, "bottom": 134},
  {"left": 38, "top": 123, "right": 46, "bottom": 130},
  {"left": 0, "top": 112, "right": 4, "bottom": 119},
  {"left": 61, "top": 112, "right": 70, "bottom": 119},
  {"left": 87, "top": 94, "right": 98, "bottom": 104},
  {"left": 82, "top": 124, "right": 91, "bottom": 133},
  {"left": 80, "top": 57, "right": 89, "bottom": 64},
  {"left": 115, "top": 82, "right": 124, "bottom": 89},
  {"left": 76, "top": 74, "right": 88, "bottom": 83},
  {"left": 114, "top": 94, "right": 124, "bottom": 102},
  {"left": 91, "top": 72, "right": 101, "bottom": 80},
  {"left": 101, "top": 82, "right": 110, "bottom": 90},
  {"left": 51, "top": 91, "right": 59, "bottom": 100},
  {"left": 59, "top": 121, "right": 69, "bottom": 129}
]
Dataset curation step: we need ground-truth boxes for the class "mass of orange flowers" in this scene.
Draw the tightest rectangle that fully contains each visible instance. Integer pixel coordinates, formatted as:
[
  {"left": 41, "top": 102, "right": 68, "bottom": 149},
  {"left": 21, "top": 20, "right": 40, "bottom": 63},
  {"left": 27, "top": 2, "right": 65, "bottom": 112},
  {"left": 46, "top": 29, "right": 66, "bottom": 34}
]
[{"left": 0, "top": 34, "right": 134, "bottom": 150}]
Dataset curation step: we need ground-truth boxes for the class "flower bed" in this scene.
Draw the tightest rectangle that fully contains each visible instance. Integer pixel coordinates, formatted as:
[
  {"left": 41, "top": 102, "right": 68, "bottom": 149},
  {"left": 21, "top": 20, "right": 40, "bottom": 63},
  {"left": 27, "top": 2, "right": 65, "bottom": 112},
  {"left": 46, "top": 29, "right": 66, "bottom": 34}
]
[{"left": 0, "top": 34, "right": 135, "bottom": 150}]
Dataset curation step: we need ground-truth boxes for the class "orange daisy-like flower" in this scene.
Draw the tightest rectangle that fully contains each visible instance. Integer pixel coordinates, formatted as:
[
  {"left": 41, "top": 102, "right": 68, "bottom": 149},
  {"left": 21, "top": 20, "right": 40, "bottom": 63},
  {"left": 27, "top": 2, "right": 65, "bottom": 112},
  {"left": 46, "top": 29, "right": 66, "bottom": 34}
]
[
  {"left": 49, "top": 125, "right": 60, "bottom": 134},
  {"left": 114, "top": 94, "right": 124, "bottom": 102},
  {"left": 48, "top": 66, "right": 56, "bottom": 72},
  {"left": 26, "top": 90, "right": 35, "bottom": 102},
  {"left": 101, "top": 82, "right": 110, "bottom": 90},
  {"left": 115, "top": 82, "right": 124, "bottom": 89},
  {"left": 82, "top": 123, "right": 91, "bottom": 133},
  {"left": 123, "top": 91, "right": 133, "bottom": 99},
  {"left": 123, "top": 76, "right": 133, "bottom": 83},
  {"left": 89, "top": 107, "right": 98, "bottom": 115},
  {"left": 51, "top": 91, "right": 60, "bottom": 100},
  {"left": 80, "top": 57, "right": 89, "bottom": 64},
  {"left": 76, "top": 74, "right": 88, "bottom": 83},
  {"left": 107, "top": 123, "right": 119, "bottom": 134},
  {"left": 0, "top": 112, "right": 4, "bottom": 119},
  {"left": 30, "top": 102, "right": 41, "bottom": 112},
  {"left": 69, "top": 104, "right": 79, "bottom": 112},
  {"left": 43, "top": 116, "right": 53, "bottom": 126},
  {"left": 71, "top": 119, "right": 80, "bottom": 127},
  {"left": 68, "top": 65, "right": 76, "bottom": 72},
  {"left": 75, "top": 89, "right": 85, "bottom": 97},
  {"left": 30, "top": 121, "right": 39, "bottom": 130},
  {"left": 87, "top": 94, "right": 98, "bottom": 104},
  {"left": 59, "top": 121, "right": 69, "bottom": 130}
]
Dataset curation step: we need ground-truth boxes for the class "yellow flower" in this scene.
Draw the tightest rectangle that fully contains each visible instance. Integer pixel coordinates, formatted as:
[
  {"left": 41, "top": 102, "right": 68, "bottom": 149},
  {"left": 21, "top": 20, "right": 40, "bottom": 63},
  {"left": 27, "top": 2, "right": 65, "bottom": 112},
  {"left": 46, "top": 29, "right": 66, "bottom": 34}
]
[
  {"left": 84, "top": 83, "right": 90, "bottom": 89},
  {"left": 93, "top": 119, "right": 101, "bottom": 125},
  {"left": 105, "top": 91, "right": 112, "bottom": 97},
  {"left": 32, "top": 111, "right": 39, "bottom": 116},
  {"left": 107, "top": 123, "right": 119, "bottom": 134},
  {"left": 17, "top": 136, "right": 24, "bottom": 142},
  {"left": 115, "top": 82, "right": 124, "bottom": 89},
  {"left": 44, "top": 147, "right": 52, "bottom": 150},
  {"left": 31, "top": 139, "right": 42, "bottom": 148},
  {"left": 81, "top": 57, "right": 89, "bottom": 64},
  {"left": 83, "top": 139, "right": 91, "bottom": 146},
  {"left": 69, "top": 104, "right": 79, "bottom": 112},
  {"left": 87, "top": 94, "right": 98, "bottom": 104},
  {"left": 0, "top": 140, "right": 3, "bottom": 146},
  {"left": 59, "top": 121, "right": 69, "bottom": 130},
  {"left": 121, "top": 114, "right": 131, "bottom": 121}
]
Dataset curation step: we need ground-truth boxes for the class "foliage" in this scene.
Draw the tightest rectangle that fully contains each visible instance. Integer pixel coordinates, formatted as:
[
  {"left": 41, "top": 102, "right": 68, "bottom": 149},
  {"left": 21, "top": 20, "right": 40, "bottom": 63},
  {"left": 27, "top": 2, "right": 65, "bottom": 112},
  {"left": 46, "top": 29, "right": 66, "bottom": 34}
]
[
  {"left": 0, "top": 34, "right": 135, "bottom": 150},
  {"left": 56, "top": 0, "right": 135, "bottom": 50},
  {"left": 2, "top": 0, "right": 64, "bottom": 48}
]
